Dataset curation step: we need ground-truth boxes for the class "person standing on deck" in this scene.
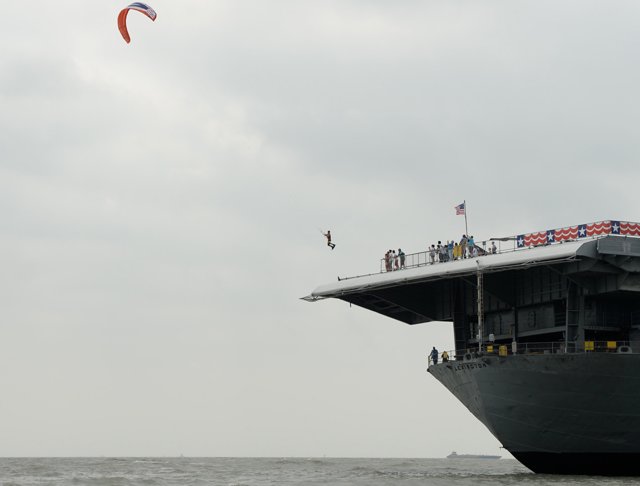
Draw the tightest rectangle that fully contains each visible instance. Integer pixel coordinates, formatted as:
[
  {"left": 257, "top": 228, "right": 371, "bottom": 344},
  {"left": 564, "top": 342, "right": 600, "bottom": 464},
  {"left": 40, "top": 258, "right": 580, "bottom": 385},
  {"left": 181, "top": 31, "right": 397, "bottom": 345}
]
[
  {"left": 460, "top": 235, "right": 468, "bottom": 259},
  {"left": 430, "top": 346, "right": 439, "bottom": 365},
  {"left": 429, "top": 245, "right": 436, "bottom": 264},
  {"left": 323, "top": 230, "right": 336, "bottom": 250},
  {"left": 398, "top": 248, "right": 405, "bottom": 268}
]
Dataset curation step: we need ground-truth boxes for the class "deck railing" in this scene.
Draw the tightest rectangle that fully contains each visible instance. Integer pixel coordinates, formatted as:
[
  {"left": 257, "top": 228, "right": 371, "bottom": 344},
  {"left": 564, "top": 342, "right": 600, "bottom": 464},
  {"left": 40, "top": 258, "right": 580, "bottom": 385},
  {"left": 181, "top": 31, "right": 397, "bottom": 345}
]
[
  {"left": 381, "top": 243, "right": 495, "bottom": 273},
  {"left": 428, "top": 340, "right": 640, "bottom": 366}
]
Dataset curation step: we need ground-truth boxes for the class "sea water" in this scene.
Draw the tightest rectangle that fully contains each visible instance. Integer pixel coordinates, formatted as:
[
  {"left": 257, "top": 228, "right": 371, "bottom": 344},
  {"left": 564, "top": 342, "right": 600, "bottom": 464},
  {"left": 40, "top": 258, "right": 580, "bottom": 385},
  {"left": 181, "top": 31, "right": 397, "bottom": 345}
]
[{"left": 0, "top": 457, "right": 637, "bottom": 486}]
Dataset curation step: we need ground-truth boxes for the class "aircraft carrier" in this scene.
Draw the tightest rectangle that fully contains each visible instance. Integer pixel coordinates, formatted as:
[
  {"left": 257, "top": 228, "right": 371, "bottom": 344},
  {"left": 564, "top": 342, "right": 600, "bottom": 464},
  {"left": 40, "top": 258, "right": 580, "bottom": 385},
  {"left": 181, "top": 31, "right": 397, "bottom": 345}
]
[{"left": 304, "top": 220, "right": 640, "bottom": 475}]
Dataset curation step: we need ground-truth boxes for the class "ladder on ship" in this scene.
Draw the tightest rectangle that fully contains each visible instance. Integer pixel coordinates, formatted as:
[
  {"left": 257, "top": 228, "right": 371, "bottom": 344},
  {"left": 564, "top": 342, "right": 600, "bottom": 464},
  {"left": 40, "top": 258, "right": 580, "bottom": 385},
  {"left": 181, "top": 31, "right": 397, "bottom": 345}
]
[
  {"left": 565, "top": 280, "right": 581, "bottom": 352},
  {"left": 477, "top": 267, "right": 484, "bottom": 351}
]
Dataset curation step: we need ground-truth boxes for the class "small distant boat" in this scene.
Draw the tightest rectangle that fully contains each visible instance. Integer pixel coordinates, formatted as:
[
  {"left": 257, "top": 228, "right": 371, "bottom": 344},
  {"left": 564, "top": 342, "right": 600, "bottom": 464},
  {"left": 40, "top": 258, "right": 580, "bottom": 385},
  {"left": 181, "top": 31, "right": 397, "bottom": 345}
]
[{"left": 447, "top": 451, "right": 501, "bottom": 460}]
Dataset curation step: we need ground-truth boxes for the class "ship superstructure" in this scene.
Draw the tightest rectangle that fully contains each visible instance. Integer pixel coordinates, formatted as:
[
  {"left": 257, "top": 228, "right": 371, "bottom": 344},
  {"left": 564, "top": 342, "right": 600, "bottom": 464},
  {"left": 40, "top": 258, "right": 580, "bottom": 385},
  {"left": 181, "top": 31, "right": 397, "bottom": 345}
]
[{"left": 304, "top": 220, "right": 640, "bottom": 475}]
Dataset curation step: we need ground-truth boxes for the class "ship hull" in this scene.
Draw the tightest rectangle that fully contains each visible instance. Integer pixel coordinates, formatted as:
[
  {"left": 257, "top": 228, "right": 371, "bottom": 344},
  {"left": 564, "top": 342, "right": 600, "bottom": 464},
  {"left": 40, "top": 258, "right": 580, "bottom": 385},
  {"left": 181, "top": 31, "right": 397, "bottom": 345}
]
[
  {"left": 511, "top": 452, "right": 640, "bottom": 475},
  {"left": 429, "top": 353, "right": 640, "bottom": 475}
]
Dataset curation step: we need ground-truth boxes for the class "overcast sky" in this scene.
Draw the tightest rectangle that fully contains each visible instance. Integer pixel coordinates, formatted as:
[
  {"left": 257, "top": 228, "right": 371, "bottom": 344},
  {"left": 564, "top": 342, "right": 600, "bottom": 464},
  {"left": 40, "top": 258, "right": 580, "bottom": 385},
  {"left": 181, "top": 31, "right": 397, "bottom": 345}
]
[{"left": 1, "top": 0, "right": 640, "bottom": 458}]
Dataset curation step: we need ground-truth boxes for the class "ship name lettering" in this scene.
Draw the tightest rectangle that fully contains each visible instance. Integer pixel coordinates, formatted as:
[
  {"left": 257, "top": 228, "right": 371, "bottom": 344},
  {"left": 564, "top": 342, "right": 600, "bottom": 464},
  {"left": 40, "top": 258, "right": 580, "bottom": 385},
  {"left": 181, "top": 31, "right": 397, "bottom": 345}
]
[{"left": 453, "top": 363, "right": 487, "bottom": 371}]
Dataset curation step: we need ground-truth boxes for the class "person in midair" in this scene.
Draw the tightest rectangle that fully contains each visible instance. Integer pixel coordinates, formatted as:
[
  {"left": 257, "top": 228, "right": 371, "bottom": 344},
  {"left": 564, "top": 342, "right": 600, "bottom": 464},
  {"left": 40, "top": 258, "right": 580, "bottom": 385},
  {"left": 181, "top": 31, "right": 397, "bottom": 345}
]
[{"left": 323, "top": 230, "right": 336, "bottom": 250}]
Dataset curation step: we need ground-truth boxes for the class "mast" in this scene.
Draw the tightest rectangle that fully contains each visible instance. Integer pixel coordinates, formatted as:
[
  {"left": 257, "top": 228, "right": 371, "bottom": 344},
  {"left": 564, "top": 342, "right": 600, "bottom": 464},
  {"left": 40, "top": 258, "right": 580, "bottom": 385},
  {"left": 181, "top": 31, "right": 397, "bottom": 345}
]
[{"left": 464, "top": 199, "right": 469, "bottom": 237}]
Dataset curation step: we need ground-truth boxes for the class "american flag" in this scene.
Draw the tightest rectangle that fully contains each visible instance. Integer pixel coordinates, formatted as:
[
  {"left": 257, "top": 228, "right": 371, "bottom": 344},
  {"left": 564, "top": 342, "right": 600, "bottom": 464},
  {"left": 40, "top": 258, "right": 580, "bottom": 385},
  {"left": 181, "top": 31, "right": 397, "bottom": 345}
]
[{"left": 455, "top": 203, "right": 465, "bottom": 215}]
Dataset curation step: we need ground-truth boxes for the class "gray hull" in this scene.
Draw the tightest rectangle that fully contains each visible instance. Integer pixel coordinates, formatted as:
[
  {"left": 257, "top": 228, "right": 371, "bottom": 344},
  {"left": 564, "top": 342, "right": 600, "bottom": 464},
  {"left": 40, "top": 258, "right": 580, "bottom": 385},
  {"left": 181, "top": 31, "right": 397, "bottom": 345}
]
[{"left": 429, "top": 353, "right": 640, "bottom": 475}]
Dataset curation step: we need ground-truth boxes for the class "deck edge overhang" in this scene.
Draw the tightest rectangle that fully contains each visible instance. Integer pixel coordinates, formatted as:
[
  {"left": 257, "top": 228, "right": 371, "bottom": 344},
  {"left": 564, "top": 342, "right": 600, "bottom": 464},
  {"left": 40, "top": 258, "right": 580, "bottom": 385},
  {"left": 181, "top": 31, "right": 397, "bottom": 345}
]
[{"left": 303, "top": 239, "right": 599, "bottom": 302}]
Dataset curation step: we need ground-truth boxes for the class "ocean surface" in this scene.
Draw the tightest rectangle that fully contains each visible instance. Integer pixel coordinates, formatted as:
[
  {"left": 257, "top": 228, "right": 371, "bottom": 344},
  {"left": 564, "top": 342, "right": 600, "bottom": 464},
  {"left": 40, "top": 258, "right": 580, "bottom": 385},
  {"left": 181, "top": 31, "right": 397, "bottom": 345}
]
[{"left": 0, "top": 457, "right": 637, "bottom": 486}]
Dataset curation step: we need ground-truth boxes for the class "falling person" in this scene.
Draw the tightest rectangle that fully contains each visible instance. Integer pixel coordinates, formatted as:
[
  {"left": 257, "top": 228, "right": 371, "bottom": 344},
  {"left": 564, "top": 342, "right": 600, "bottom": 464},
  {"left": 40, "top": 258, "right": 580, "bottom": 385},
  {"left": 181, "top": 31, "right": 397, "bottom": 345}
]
[{"left": 323, "top": 230, "right": 336, "bottom": 250}]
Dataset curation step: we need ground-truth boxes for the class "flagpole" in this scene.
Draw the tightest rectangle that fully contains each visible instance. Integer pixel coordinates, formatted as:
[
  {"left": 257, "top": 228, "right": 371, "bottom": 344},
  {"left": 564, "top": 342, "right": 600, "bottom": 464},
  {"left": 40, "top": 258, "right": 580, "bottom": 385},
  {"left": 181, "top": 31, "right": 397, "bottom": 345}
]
[{"left": 464, "top": 199, "right": 469, "bottom": 236}]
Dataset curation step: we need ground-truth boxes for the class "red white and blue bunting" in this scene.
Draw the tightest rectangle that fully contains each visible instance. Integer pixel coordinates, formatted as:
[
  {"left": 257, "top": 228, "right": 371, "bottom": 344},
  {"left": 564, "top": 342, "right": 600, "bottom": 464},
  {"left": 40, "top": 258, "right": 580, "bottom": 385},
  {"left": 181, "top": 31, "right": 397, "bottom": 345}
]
[{"left": 516, "top": 220, "right": 640, "bottom": 248}]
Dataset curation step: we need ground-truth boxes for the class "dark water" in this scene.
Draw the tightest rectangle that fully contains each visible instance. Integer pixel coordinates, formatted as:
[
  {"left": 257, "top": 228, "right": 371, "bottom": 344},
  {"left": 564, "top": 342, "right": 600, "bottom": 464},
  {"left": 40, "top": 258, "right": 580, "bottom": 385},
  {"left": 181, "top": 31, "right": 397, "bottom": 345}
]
[{"left": 0, "top": 457, "right": 637, "bottom": 486}]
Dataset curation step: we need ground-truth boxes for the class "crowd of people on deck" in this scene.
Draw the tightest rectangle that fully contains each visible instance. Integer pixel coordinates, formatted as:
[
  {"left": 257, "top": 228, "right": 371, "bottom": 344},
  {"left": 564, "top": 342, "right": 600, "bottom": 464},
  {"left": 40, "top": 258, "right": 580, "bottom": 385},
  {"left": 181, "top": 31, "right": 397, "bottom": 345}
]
[{"left": 383, "top": 236, "right": 498, "bottom": 272}]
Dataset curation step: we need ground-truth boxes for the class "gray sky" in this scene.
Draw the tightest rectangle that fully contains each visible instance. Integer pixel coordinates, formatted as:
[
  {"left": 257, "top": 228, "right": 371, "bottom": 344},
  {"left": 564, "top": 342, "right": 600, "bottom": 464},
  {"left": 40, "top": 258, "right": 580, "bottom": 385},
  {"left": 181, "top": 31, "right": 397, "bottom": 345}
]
[{"left": 1, "top": 0, "right": 640, "bottom": 457}]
